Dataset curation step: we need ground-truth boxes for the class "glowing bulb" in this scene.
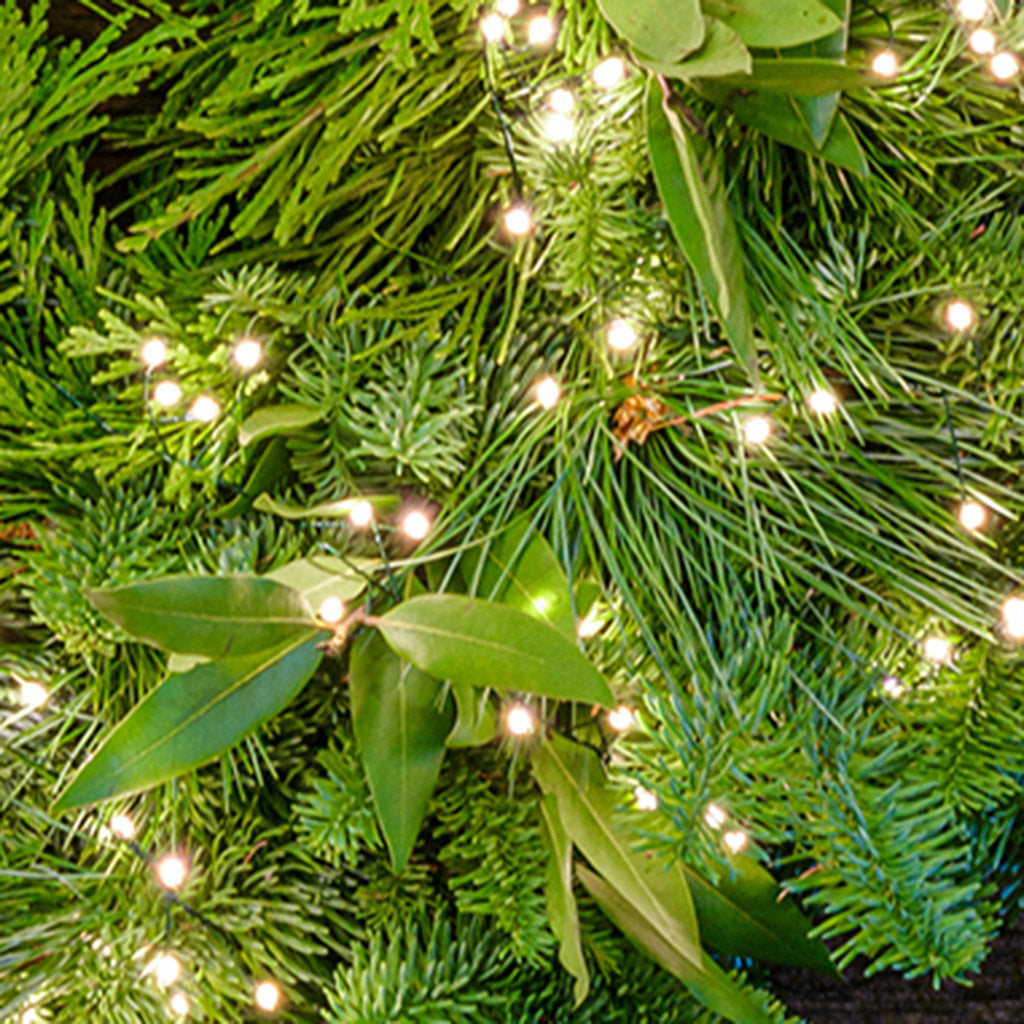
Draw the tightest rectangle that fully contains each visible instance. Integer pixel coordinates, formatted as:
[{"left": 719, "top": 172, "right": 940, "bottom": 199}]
[
  {"left": 969, "top": 27, "right": 997, "bottom": 54},
  {"left": 528, "top": 14, "right": 555, "bottom": 45},
  {"left": 549, "top": 87, "right": 575, "bottom": 114},
  {"left": 156, "top": 855, "right": 187, "bottom": 890},
  {"left": 505, "top": 704, "right": 535, "bottom": 736},
  {"left": 743, "top": 416, "right": 771, "bottom": 445},
  {"left": 944, "top": 299, "right": 975, "bottom": 331},
  {"left": 723, "top": 830, "right": 748, "bottom": 854},
  {"left": 232, "top": 338, "right": 263, "bottom": 370},
  {"left": 481, "top": 12, "right": 505, "bottom": 41},
  {"left": 1002, "top": 596, "right": 1024, "bottom": 639},
  {"left": 401, "top": 510, "right": 431, "bottom": 541},
  {"left": 503, "top": 203, "right": 533, "bottom": 237},
  {"left": 141, "top": 338, "right": 168, "bottom": 369},
  {"left": 882, "top": 675, "right": 904, "bottom": 697},
  {"left": 958, "top": 500, "right": 987, "bottom": 531},
  {"left": 188, "top": 395, "right": 220, "bottom": 422},
  {"left": 871, "top": 50, "right": 899, "bottom": 77},
  {"left": 535, "top": 375, "right": 561, "bottom": 409},
  {"left": 153, "top": 380, "right": 183, "bottom": 407},
  {"left": 20, "top": 1009, "right": 40, "bottom": 1024},
  {"left": 254, "top": 980, "right": 282, "bottom": 1013},
  {"left": 957, "top": 0, "right": 988, "bottom": 18},
  {"left": 607, "top": 318, "right": 638, "bottom": 352},
  {"left": 18, "top": 680, "right": 48, "bottom": 709},
  {"left": 318, "top": 597, "right": 344, "bottom": 624},
  {"left": 543, "top": 112, "right": 574, "bottom": 143},
  {"left": 496, "top": 0, "right": 519, "bottom": 14},
  {"left": 110, "top": 813, "right": 135, "bottom": 840},
  {"left": 577, "top": 612, "right": 602, "bottom": 638},
  {"left": 704, "top": 803, "right": 727, "bottom": 829},
  {"left": 153, "top": 953, "right": 181, "bottom": 988},
  {"left": 990, "top": 50, "right": 1020, "bottom": 79},
  {"left": 593, "top": 56, "right": 626, "bottom": 88},
  {"left": 808, "top": 389, "right": 838, "bottom": 415},
  {"left": 349, "top": 500, "right": 373, "bottom": 527},
  {"left": 923, "top": 636, "right": 953, "bottom": 664},
  {"left": 607, "top": 706, "right": 634, "bottom": 732},
  {"left": 169, "top": 991, "right": 189, "bottom": 1017},
  {"left": 634, "top": 786, "right": 658, "bottom": 812}
]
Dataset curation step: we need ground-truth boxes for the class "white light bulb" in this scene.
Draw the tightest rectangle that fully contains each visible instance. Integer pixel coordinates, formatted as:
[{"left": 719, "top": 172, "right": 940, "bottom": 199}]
[
  {"left": 871, "top": 50, "right": 899, "bottom": 77},
  {"left": 153, "top": 380, "right": 183, "bottom": 407},
  {"left": 945, "top": 299, "right": 975, "bottom": 331},
  {"left": 543, "top": 112, "right": 574, "bottom": 143},
  {"left": 607, "top": 318, "right": 638, "bottom": 352},
  {"left": 401, "top": 510, "right": 431, "bottom": 541},
  {"left": 153, "top": 953, "right": 181, "bottom": 988},
  {"left": 481, "top": 13, "right": 505, "bottom": 42},
  {"left": 923, "top": 636, "right": 953, "bottom": 664},
  {"left": 169, "top": 991, "right": 189, "bottom": 1017},
  {"left": 957, "top": 0, "right": 988, "bottom": 19},
  {"left": 18, "top": 680, "right": 48, "bottom": 709},
  {"left": 633, "top": 785, "right": 658, "bottom": 812},
  {"left": 188, "top": 395, "right": 220, "bottom": 422},
  {"left": 503, "top": 203, "right": 533, "bottom": 237},
  {"left": 607, "top": 706, "right": 634, "bottom": 732},
  {"left": 549, "top": 87, "right": 575, "bottom": 114},
  {"left": 505, "top": 704, "right": 535, "bottom": 737},
  {"left": 349, "top": 500, "right": 373, "bottom": 527},
  {"left": 254, "top": 980, "right": 282, "bottom": 1013},
  {"left": 743, "top": 416, "right": 772, "bottom": 445},
  {"left": 958, "top": 500, "right": 987, "bottom": 531},
  {"left": 141, "top": 338, "right": 168, "bottom": 369},
  {"left": 156, "top": 855, "right": 187, "bottom": 890},
  {"left": 723, "top": 830, "right": 748, "bottom": 855},
  {"left": 990, "top": 50, "right": 1020, "bottom": 79},
  {"left": 528, "top": 14, "right": 556, "bottom": 45},
  {"left": 110, "top": 813, "right": 136, "bottom": 840},
  {"left": 577, "top": 612, "right": 602, "bottom": 638},
  {"left": 704, "top": 803, "right": 727, "bottom": 829},
  {"left": 969, "top": 27, "right": 997, "bottom": 54},
  {"left": 496, "top": 0, "right": 519, "bottom": 14},
  {"left": 593, "top": 56, "right": 626, "bottom": 89},
  {"left": 232, "top": 338, "right": 263, "bottom": 370},
  {"left": 882, "top": 675, "right": 904, "bottom": 697},
  {"left": 318, "top": 596, "right": 345, "bottom": 624},
  {"left": 1002, "top": 596, "right": 1024, "bottom": 639},
  {"left": 808, "top": 389, "right": 838, "bottom": 415},
  {"left": 535, "top": 375, "right": 561, "bottom": 409}
]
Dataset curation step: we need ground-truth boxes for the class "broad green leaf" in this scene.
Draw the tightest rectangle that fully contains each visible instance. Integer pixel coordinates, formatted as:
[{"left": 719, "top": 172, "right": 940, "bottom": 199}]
[
  {"left": 531, "top": 737, "right": 700, "bottom": 965},
  {"left": 578, "top": 866, "right": 774, "bottom": 1024},
  {"left": 787, "top": 0, "right": 849, "bottom": 145},
  {"left": 349, "top": 630, "right": 453, "bottom": 870},
  {"left": 574, "top": 580, "right": 602, "bottom": 624},
  {"left": 53, "top": 631, "right": 326, "bottom": 809},
  {"left": 539, "top": 794, "right": 589, "bottom": 1006},
  {"left": 372, "top": 596, "right": 615, "bottom": 707},
  {"left": 238, "top": 403, "right": 323, "bottom": 447},
  {"left": 446, "top": 678, "right": 498, "bottom": 747},
  {"left": 638, "top": 19, "right": 751, "bottom": 80},
  {"left": 704, "top": 0, "right": 841, "bottom": 47},
  {"left": 646, "top": 79, "right": 758, "bottom": 383},
  {"left": 597, "top": 0, "right": 704, "bottom": 63},
  {"left": 253, "top": 493, "right": 400, "bottom": 520},
  {"left": 166, "top": 653, "right": 206, "bottom": 674},
  {"left": 218, "top": 436, "right": 291, "bottom": 518},
  {"left": 266, "top": 555, "right": 372, "bottom": 608},
  {"left": 717, "top": 57, "right": 866, "bottom": 96},
  {"left": 85, "top": 575, "right": 317, "bottom": 658}
]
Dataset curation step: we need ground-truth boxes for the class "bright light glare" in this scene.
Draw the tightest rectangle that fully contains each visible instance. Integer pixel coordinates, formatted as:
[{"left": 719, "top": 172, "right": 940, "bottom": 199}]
[
  {"left": 743, "top": 416, "right": 772, "bottom": 445},
  {"left": 349, "top": 500, "right": 373, "bottom": 527},
  {"left": 607, "top": 706, "right": 634, "bottom": 732},
  {"left": 528, "top": 15, "right": 555, "bottom": 45},
  {"left": 169, "top": 992, "right": 189, "bottom": 1017},
  {"left": 577, "top": 612, "right": 602, "bottom": 638},
  {"left": 401, "top": 510, "right": 431, "bottom": 541},
  {"left": 808, "top": 389, "right": 838, "bottom": 415},
  {"left": 990, "top": 51, "right": 1020, "bottom": 79},
  {"left": 704, "top": 803, "right": 727, "bottom": 829},
  {"left": 188, "top": 395, "right": 220, "bottom": 422},
  {"left": 882, "top": 675, "right": 904, "bottom": 697},
  {"left": 535, "top": 376, "right": 561, "bottom": 409},
  {"left": 543, "top": 112, "right": 574, "bottom": 143},
  {"left": 496, "top": 0, "right": 519, "bottom": 14},
  {"left": 592, "top": 56, "right": 626, "bottom": 89},
  {"left": 634, "top": 786, "right": 658, "bottom": 812},
  {"left": 156, "top": 855, "right": 187, "bottom": 890},
  {"left": 549, "top": 87, "right": 575, "bottom": 114},
  {"left": 503, "top": 203, "right": 533, "bottom": 237},
  {"left": 957, "top": 0, "right": 988, "bottom": 18},
  {"left": 958, "top": 500, "right": 987, "bottom": 531},
  {"left": 152, "top": 953, "right": 181, "bottom": 988},
  {"left": 153, "top": 380, "right": 182, "bottom": 407},
  {"left": 481, "top": 13, "right": 504, "bottom": 41},
  {"left": 254, "top": 980, "right": 282, "bottom": 1013},
  {"left": 923, "top": 636, "right": 953, "bottom": 664},
  {"left": 607, "top": 319, "right": 638, "bottom": 352},
  {"left": 318, "top": 597, "right": 345, "bottom": 624},
  {"left": 723, "top": 830, "right": 748, "bottom": 854},
  {"left": 969, "top": 27, "right": 997, "bottom": 54},
  {"left": 110, "top": 813, "right": 136, "bottom": 840},
  {"left": 19, "top": 680, "right": 48, "bottom": 709},
  {"left": 141, "top": 338, "right": 168, "bottom": 369},
  {"left": 506, "top": 704, "right": 535, "bottom": 736},
  {"left": 1002, "top": 596, "right": 1024, "bottom": 639},
  {"left": 945, "top": 299, "right": 975, "bottom": 331},
  {"left": 871, "top": 50, "right": 899, "bottom": 77},
  {"left": 232, "top": 338, "right": 263, "bottom": 370}
]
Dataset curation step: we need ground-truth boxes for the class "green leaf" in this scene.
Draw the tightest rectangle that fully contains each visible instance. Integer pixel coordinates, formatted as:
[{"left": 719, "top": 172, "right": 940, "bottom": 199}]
[
  {"left": 786, "top": 0, "right": 849, "bottom": 145},
  {"left": 371, "top": 596, "right": 615, "bottom": 707},
  {"left": 217, "top": 436, "right": 291, "bottom": 518},
  {"left": 265, "top": 555, "right": 372, "bottom": 608},
  {"left": 637, "top": 19, "right": 751, "bottom": 80},
  {"left": 704, "top": 0, "right": 841, "bottom": 47},
  {"left": 238, "top": 403, "right": 323, "bottom": 446},
  {"left": 53, "top": 631, "right": 326, "bottom": 810},
  {"left": 646, "top": 78, "right": 758, "bottom": 383},
  {"left": 574, "top": 580, "right": 602, "bottom": 623},
  {"left": 539, "top": 794, "right": 589, "bottom": 1006},
  {"left": 446, "top": 678, "right": 498, "bottom": 747},
  {"left": 597, "top": 0, "right": 704, "bottom": 63},
  {"left": 349, "top": 629, "right": 453, "bottom": 870},
  {"left": 531, "top": 736, "right": 701, "bottom": 964},
  {"left": 85, "top": 575, "right": 318, "bottom": 658},
  {"left": 578, "top": 866, "right": 775, "bottom": 1024},
  {"left": 253, "top": 493, "right": 399, "bottom": 520},
  {"left": 717, "top": 57, "right": 866, "bottom": 95}
]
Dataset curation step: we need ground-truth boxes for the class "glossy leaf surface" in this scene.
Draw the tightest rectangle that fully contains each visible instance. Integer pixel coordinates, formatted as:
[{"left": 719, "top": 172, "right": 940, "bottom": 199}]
[
  {"left": 238, "top": 403, "right": 323, "bottom": 446},
  {"left": 596, "top": 0, "right": 703, "bottom": 62}
]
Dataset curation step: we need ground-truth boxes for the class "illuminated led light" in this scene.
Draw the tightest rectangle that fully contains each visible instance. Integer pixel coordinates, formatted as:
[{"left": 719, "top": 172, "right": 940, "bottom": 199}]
[
  {"left": 496, "top": 0, "right": 519, "bottom": 14},
  {"left": 188, "top": 395, "right": 220, "bottom": 422},
  {"left": 543, "top": 112, "right": 574, "bottom": 143},
  {"left": 958, "top": 500, "right": 987, "bottom": 531},
  {"left": 318, "top": 597, "right": 344, "bottom": 624},
  {"left": 743, "top": 416, "right": 772, "bottom": 445},
  {"left": 633, "top": 786, "right": 658, "bottom": 812},
  {"left": 592, "top": 56, "right": 626, "bottom": 89},
  {"left": 957, "top": 0, "right": 988, "bottom": 18},
  {"left": 945, "top": 299, "right": 975, "bottom": 331},
  {"left": 535, "top": 375, "right": 561, "bottom": 409},
  {"left": 871, "top": 50, "right": 899, "bottom": 76},
  {"left": 505, "top": 704, "right": 535, "bottom": 736},
  {"left": 549, "top": 87, "right": 575, "bottom": 113},
  {"left": 153, "top": 380, "right": 183, "bottom": 407},
  {"left": 503, "top": 203, "right": 533, "bottom": 237},
  {"left": 607, "top": 706, "right": 634, "bottom": 732},
  {"left": 882, "top": 675, "right": 904, "bottom": 697},
  {"left": 232, "top": 338, "right": 263, "bottom": 370},
  {"left": 723, "top": 830, "right": 748, "bottom": 854},
  {"left": 990, "top": 50, "right": 1020, "bottom": 79},
  {"left": 481, "top": 12, "right": 505, "bottom": 41},
  {"left": 704, "top": 803, "right": 727, "bottom": 829},
  {"left": 153, "top": 953, "right": 181, "bottom": 988},
  {"left": 528, "top": 14, "right": 556, "bottom": 45},
  {"left": 607, "top": 319, "right": 638, "bottom": 352},
  {"left": 808, "top": 389, "right": 838, "bottom": 415},
  {"left": 577, "top": 612, "right": 602, "bottom": 638},
  {"left": 923, "top": 636, "right": 953, "bottom": 664},
  {"left": 141, "top": 338, "right": 168, "bottom": 369},
  {"left": 156, "top": 855, "right": 187, "bottom": 890},
  {"left": 969, "top": 27, "right": 997, "bottom": 54},
  {"left": 110, "top": 813, "right": 136, "bottom": 840},
  {"left": 18, "top": 680, "right": 48, "bottom": 709},
  {"left": 254, "top": 980, "right": 282, "bottom": 1013},
  {"left": 1002, "top": 596, "right": 1024, "bottom": 639},
  {"left": 169, "top": 991, "right": 189, "bottom": 1017},
  {"left": 349, "top": 500, "right": 373, "bottom": 527},
  {"left": 401, "top": 510, "right": 431, "bottom": 541}
]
